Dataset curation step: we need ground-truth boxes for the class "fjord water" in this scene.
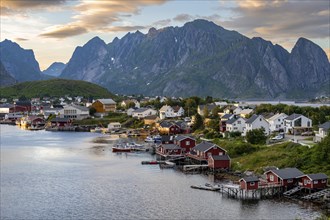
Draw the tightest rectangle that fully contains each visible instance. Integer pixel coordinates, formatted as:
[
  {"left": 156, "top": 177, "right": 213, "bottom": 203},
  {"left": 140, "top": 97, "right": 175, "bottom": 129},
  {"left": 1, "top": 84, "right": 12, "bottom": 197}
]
[{"left": 0, "top": 125, "right": 321, "bottom": 219}]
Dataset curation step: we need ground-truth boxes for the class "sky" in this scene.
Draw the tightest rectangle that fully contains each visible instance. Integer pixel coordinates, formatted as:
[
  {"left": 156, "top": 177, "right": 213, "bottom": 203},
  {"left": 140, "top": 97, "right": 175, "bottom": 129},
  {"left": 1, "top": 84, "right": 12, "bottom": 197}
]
[{"left": 1, "top": 0, "right": 329, "bottom": 70}]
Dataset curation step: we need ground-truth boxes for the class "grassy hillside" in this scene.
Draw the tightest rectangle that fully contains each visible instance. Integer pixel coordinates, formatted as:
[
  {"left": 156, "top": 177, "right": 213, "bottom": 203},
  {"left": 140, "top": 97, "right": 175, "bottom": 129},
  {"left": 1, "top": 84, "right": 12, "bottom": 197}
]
[
  {"left": 0, "top": 79, "right": 115, "bottom": 98},
  {"left": 214, "top": 136, "right": 330, "bottom": 176}
]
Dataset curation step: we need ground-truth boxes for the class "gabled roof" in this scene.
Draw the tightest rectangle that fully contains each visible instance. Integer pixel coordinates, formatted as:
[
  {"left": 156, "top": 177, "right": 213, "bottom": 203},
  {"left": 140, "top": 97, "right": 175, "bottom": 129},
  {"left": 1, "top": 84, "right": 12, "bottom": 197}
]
[
  {"left": 0, "top": 104, "right": 14, "bottom": 108},
  {"left": 133, "top": 108, "right": 152, "bottom": 113},
  {"left": 160, "top": 121, "right": 178, "bottom": 128},
  {"left": 65, "top": 104, "right": 89, "bottom": 111},
  {"left": 222, "top": 114, "right": 234, "bottom": 119},
  {"left": 192, "top": 141, "right": 226, "bottom": 153},
  {"left": 161, "top": 144, "right": 181, "bottom": 150},
  {"left": 144, "top": 115, "right": 158, "bottom": 120},
  {"left": 159, "top": 105, "right": 172, "bottom": 112},
  {"left": 172, "top": 106, "right": 182, "bottom": 112},
  {"left": 319, "top": 121, "right": 330, "bottom": 131},
  {"left": 266, "top": 168, "right": 304, "bottom": 180},
  {"left": 174, "top": 135, "right": 195, "bottom": 142},
  {"left": 240, "top": 109, "right": 253, "bottom": 115},
  {"left": 97, "top": 99, "right": 116, "bottom": 105},
  {"left": 245, "top": 114, "right": 259, "bottom": 124},
  {"left": 226, "top": 117, "right": 245, "bottom": 125},
  {"left": 300, "top": 173, "right": 328, "bottom": 181},
  {"left": 198, "top": 104, "right": 216, "bottom": 111},
  {"left": 161, "top": 135, "right": 174, "bottom": 142},
  {"left": 267, "top": 113, "right": 288, "bottom": 122},
  {"left": 210, "top": 155, "right": 230, "bottom": 161},
  {"left": 285, "top": 114, "right": 303, "bottom": 121},
  {"left": 240, "top": 176, "right": 259, "bottom": 183}
]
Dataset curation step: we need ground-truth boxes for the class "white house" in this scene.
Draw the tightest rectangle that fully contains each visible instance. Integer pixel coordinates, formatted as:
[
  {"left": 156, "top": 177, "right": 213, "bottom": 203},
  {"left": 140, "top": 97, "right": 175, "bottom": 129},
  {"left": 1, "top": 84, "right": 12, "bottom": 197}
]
[
  {"left": 214, "top": 102, "right": 228, "bottom": 108},
  {"left": 59, "top": 104, "right": 89, "bottom": 120},
  {"left": 159, "top": 105, "right": 175, "bottom": 119},
  {"left": 243, "top": 114, "right": 270, "bottom": 136},
  {"left": 314, "top": 121, "right": 330, "bottom": 142},
  {"left": 126, "top": 107, "right": 138, "bottom": 116},
  {"left": 266, "top": 113, "right": 288, "bottom": 132},
  {"left": 173, "top": 106, "right": 185, "bottom": 117},
  {"left": 108, "top": 122, "right": 121, "bottom": 131},
  {"left": 132, "top": 108, "right": 157, "bottom": 119},
  {"left": 226, "top": 117, "right": 246, "bottom": 133},
  {"left": 284, "top": 114, "right": 312, "bottom": 134},
  {"left": 41, "top": 107, "right": 63, "bottom": 117},
  {"left": 233, "top": 106, "right": 243, "bottom": 115},
  {"left": 121, "top": 99, "right": 140, "bottom": 108},
  {"left": 239, "top": 109, "right": 254, "bottom": 118}
]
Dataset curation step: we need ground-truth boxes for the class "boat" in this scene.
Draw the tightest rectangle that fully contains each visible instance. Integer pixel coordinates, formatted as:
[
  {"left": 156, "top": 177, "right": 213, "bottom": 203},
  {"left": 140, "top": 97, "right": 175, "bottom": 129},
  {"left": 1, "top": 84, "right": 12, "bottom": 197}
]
[
  {"left": 90, "top": 127, "right": 106, "bottom": 133},
  {"left": 160, "top": 161, "right": 176, "bottom": 168},
  {"left": 144, "top": 135, "right": 162, "bottom": 143},
  {"left": 112, "top": 144, "right": 131, "bottom": 152},
  {"left": 126, "top": 142, "right": 143, "bottom": 149},
  {"left": 190, "top": 183, "right": 221, "bottom": 191},
  {"left": 144, "top": 136, "right": 154, "bottom": 143}
]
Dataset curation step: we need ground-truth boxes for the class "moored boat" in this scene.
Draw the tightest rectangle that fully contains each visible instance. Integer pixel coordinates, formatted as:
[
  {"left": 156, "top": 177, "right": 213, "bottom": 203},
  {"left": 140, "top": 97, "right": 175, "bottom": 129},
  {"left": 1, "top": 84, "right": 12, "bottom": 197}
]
[{"left": 112, "top": 144, "right": 131, "bottom": 152}]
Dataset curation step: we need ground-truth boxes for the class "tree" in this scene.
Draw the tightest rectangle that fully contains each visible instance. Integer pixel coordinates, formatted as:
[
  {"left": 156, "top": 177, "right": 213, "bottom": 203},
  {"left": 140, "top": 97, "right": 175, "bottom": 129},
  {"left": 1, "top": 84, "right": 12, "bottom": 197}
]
[
  {"left": 203, "top": 106, "right": 209, "bottom": 118},
  {"left": 89, "top": 107, "right": 97, "bottom": 116},
  {"left": 205, "top": 96, "right": 213, "bottom": 104},
  {"left": 246, "top": 128, "right": 267, "bottom": 145},
  {"left": 211, "top": 106, "right": 220, "bottom": 119},
  {"left": 192, "top": 113, "right": 204, "bottom": 131},
  {"left": 127, "top": 102, "right": 136, "bottom": 109}
]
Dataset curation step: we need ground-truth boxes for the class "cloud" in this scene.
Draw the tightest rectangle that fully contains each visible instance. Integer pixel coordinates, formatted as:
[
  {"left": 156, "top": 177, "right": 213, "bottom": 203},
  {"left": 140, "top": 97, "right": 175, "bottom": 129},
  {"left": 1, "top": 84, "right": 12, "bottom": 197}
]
[
  {"left": 15, "top": 38, "right": 28, "bottom": 41},
  {"left": 39, "top": 0, "right": 166, "bottom": 39},
  {"left": 219, "top": 0, "right": 330, "bottom": 41},
  {"left": 153, "top": 19, "right": 172, "bottom": 27},
  {"left": 1, "top": 0, "right": 67, "bottom": 16},
  {"left": 40, "top": 25, "right": 87, "bottom": 38},
  {"left": 173, "top": 14, "right": 194, "bottom": 22}
]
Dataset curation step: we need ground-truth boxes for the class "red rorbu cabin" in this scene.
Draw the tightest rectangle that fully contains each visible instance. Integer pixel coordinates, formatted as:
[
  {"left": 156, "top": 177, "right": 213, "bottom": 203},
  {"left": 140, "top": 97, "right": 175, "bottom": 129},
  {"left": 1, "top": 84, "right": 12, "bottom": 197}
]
[
  {"left": 264, "top": 168, "right": 304, "bottom": 188},
  {"left": 174, "top": 135, "right": 196, "bottom": 153},
  {"left": 156, "top": 144, "right": 183, "bottom": 157},
  {"left": 298, "top": 173, "right": 328, "bottom": 189},
  {"left": 208, "top": 155, "right": 231, "bottom": 170},
  {"left": 239, "top": 176, "right": 259, "bottom": 190},
  {"left": 187, "top": 141, "right": 227, "bottom": 163}
]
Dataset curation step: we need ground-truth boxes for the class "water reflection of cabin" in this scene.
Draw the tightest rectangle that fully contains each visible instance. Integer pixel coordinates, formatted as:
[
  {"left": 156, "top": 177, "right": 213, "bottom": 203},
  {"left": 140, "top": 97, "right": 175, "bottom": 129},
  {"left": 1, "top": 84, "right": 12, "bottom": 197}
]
[{"left": 187, "top": 141, "right": 227, "bottom": 164}]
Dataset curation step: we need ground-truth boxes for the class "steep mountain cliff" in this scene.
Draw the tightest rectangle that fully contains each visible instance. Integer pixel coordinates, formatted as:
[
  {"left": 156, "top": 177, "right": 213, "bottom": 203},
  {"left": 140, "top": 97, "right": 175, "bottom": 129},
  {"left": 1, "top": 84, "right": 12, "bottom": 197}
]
[
  {"left": 59, "top": 19, "right": 329, "bottom": 99},
  {"left": 42, "top": 62, "right": 66, "bottom": 77},
  {"left": 0, "top": 61, "right": 16, "bottom": 87},
  {"left": 0, "top": 39, "right": 42, "bottom": 83}
]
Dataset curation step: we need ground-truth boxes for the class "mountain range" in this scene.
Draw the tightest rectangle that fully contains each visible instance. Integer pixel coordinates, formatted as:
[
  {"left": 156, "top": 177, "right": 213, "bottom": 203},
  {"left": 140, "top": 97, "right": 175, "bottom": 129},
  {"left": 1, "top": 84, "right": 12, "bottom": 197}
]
[{"left": 1, "top": 19, "right": 329, "bottom": 99}]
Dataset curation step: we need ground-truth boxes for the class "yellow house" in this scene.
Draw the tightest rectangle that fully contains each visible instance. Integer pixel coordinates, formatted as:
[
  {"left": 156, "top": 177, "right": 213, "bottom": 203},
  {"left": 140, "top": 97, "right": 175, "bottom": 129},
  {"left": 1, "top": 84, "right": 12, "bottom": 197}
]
[{"left": 92, "top": 99, "right": 116, "bottom": 113}]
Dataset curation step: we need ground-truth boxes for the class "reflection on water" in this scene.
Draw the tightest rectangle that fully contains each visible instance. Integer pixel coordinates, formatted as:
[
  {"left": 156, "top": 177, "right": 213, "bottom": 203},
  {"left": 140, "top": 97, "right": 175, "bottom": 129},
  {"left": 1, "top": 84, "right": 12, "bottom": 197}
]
[{"left": 0, "top": 125, "right": 323, "bottom": 219}]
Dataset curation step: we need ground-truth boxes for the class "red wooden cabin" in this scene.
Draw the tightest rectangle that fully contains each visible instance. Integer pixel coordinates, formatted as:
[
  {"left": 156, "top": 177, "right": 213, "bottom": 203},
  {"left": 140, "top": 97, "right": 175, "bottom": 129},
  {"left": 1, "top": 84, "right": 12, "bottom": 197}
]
[
  {"left": 174, "top": 135, "right": 196, "bottom": 153},
  {"left": 264, "top": 168, "right": 304, "bottom": 188},
  {"left": 298, "top": 173, "right": 328, "bottom": 189},
  {"left": 208, "top": 155, "right": 230, "bottom": 169},
  {"left": 187, "top": 141, "right": 227, "bottom": 162},
  {"left": 239, "top": 176, "right": 259, "bottom": 190}
]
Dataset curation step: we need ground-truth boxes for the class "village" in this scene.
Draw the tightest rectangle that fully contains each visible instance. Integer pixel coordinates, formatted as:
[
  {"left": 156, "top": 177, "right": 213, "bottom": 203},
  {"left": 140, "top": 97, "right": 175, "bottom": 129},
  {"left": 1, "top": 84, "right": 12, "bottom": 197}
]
[{"left": 0, "top": 95, "right": 329, "bottom": 207}]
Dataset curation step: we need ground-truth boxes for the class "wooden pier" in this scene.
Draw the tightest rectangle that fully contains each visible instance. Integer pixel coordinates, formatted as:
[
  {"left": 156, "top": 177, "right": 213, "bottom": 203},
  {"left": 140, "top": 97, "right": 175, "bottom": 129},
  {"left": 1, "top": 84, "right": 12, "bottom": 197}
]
[{"left": 219, "top": 183, "right": 283, "bottom": 199}]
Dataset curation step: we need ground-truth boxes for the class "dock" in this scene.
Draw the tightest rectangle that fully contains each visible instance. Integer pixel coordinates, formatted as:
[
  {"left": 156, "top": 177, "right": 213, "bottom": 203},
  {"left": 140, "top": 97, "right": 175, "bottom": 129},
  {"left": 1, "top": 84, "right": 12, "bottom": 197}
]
[
  {"left": 191, "top": 184, "right": 221, "bottom": 191},
  {"left": 183, "top": 164, "right": 208, "bottom": 172}
]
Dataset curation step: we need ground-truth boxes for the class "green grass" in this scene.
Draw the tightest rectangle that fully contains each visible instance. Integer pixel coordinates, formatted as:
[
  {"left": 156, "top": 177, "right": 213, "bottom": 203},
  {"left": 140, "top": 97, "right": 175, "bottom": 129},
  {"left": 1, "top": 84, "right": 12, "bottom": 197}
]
[{"left": 0, "top": 79, "right": 115, "bottom": 98}]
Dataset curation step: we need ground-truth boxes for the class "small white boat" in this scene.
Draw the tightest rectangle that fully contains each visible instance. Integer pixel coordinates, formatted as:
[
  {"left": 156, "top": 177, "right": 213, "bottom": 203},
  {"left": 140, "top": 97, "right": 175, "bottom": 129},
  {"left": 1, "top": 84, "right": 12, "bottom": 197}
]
[{"left": 144, "top": 136, "right": 154, "bottom": 142}]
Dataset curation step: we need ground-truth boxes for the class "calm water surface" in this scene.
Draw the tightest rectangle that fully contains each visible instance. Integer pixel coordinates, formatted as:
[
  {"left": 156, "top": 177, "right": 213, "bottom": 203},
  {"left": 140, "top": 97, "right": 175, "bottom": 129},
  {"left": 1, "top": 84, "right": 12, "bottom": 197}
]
[{"left": 0, "top": 125, "right": 322, "bottom": 219}]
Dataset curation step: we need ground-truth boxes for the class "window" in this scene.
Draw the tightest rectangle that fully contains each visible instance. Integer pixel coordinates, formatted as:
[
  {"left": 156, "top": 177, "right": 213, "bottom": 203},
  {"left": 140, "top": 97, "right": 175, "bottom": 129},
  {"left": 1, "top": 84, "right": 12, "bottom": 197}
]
[
  {"left": 270, "top": 175, "right": 274, "bottom": 181},
  {"left": 219, "top": 152, "right": 223, "bottom": 155},
  {"left": 321, "top": 179, "right": 327, "bottom": 183},
  {"left": 307, "top": 180, "right": 311, "bottom": 184},
  {"left": 250, "top": 182, "right": 255, "bottom": 186},
  {"left": 186, "top": 141, "right": 190, "bottom": 146},
  {"left": 238, "top": 121, "right": 241, "bottom": 124},
  {"left": 287, "top": 179, "right": 293, "bottom": 183},
  {"left": 314, "top": 180, "right": 318, "bottom": 184}
]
